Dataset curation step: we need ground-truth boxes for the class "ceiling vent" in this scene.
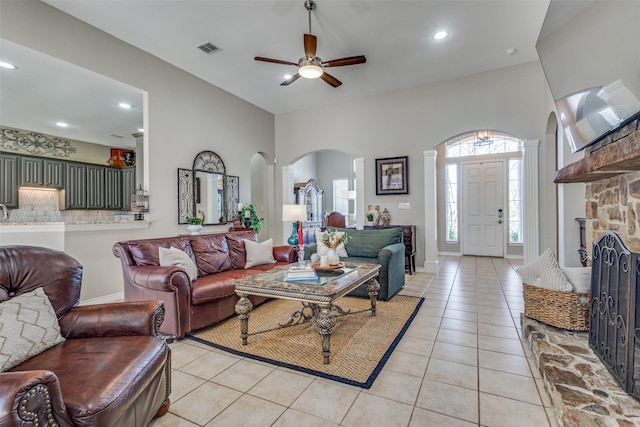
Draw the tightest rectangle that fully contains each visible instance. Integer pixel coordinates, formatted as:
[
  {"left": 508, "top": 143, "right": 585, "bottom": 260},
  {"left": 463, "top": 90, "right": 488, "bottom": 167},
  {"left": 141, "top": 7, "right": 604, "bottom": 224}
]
[{"left": 197, "top": 42, "right": 220, "bottom": 55}]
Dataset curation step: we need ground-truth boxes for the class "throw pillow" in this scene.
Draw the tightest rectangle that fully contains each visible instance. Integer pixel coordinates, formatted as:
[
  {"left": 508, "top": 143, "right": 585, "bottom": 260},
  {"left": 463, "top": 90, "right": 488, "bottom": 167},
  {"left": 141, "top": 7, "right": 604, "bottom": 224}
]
[
  {"left": 244, "top": 238, "right": 276, "bottom": 268},
  {"left": 561, "top": 267, "right": 592, "bottom": 293},
  {"left": 159, "top": 246, "right": 198, "bottom": 281},
  {"left": 315, "top": 230, "right": 349, "bottom": 258},
  {"left": 516, "top": 248, "right": 573, "bottom": 292},
  {"left": 0, "top": 288, "right": 65, "bottom": 372}
]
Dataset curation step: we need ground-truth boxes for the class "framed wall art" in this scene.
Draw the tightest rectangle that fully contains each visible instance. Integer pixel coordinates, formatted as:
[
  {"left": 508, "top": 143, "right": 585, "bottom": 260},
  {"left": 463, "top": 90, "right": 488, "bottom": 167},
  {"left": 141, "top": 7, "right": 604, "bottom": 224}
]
[{"left": 376, "top": 156, "right": 408, "bottom": 195}]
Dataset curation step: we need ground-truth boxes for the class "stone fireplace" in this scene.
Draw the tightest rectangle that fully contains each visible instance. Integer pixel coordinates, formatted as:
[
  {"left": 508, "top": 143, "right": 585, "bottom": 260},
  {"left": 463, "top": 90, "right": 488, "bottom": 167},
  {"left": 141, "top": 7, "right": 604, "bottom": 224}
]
[{"left": 533, "top": 116, "right": 640, "bottom": 424}]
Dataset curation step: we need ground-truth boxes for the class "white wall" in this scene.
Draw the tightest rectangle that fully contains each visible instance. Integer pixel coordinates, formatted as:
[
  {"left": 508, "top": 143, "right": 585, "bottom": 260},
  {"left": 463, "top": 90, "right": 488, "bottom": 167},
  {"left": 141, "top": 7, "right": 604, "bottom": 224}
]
[
  {"left": 275, "top": 61, "right": 548, "bottom": 268},
  {"left": 1, "top": 1, "right": 274, "bottom": 301}
]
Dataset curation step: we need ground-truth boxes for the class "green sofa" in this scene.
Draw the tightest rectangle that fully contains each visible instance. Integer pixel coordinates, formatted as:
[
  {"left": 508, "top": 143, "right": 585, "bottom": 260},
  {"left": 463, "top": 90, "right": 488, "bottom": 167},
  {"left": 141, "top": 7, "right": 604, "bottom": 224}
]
[{"left": 304, "top": 227, "right": 406, "bottom": 300}]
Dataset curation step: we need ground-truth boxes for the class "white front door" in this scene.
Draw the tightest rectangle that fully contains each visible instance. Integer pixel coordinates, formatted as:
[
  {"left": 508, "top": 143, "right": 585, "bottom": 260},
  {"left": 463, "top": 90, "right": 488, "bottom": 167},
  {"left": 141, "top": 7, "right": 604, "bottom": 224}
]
[{"left": 462, "top": 161, "right": 504, "bottom": 257}]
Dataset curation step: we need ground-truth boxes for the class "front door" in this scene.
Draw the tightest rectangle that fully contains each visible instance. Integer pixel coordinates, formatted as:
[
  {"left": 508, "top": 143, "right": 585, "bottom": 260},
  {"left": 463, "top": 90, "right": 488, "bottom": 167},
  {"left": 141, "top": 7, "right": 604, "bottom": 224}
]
[{"left": 462, "top": 161, "right": 504, "bottom": 257}]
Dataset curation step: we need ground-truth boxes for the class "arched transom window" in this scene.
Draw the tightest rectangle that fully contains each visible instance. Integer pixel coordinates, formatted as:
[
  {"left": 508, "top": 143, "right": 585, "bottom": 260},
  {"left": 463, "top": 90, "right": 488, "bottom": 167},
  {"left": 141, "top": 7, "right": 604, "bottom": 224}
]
[{"left": 445, "top": 131, "right": 523, "bottom": 158}]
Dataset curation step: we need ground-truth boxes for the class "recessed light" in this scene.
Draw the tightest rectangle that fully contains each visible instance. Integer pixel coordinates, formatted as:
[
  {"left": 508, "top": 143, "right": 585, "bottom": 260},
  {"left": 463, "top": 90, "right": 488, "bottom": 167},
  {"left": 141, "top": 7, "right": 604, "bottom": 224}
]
[
  {"left": 56, "top": 122, "right": 68, "bottom": 128},
  {"left": 506, "top": 48, "right": 517, "bottom": 55},
  {"left": 433, "top": 31, "right": 449, "bottom": 40},
  {"left": 283, "top": 74, "right": 292, "bottom": 80},
  {"left": 138, "top": 128, "right": 144, "bottom": 133},
  {"left": 118, "top": 103, "right": 132, "bottom": 109},
  {"left": 0, "top": 61, "right": 17, "bottom": 70}
]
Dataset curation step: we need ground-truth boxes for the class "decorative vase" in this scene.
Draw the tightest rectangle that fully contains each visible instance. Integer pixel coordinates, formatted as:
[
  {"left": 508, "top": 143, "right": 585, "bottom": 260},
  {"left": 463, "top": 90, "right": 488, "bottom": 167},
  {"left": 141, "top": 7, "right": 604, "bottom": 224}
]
[
  {"left": 326, "top": 247, "right": 340, "bottom": 266},
  {"left": 287, "top": 221, "right": 299, "bottom": 245},
  {"left": 187, "top": 224, "right": 202, "bottom": 235},
  {"left": 381, "top": 208, "right": 391, "bottom": 226}
]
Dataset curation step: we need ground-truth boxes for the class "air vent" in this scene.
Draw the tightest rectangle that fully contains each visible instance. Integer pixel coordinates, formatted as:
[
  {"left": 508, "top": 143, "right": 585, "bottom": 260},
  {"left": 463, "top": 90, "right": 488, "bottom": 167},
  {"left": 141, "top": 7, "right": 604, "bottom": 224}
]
[
  {"left": 110, "top": 134, "right": 124, "bottom": 139},
  {"left": 197, "top": 42, "right": 220, "bottom": 55}
]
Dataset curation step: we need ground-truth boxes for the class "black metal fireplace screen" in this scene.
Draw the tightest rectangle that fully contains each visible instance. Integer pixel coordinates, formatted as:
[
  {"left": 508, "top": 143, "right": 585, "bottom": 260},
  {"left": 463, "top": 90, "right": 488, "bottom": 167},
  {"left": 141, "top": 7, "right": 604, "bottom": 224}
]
[{"left": 589, "top": 231, "right": 640, "bottom": 401}]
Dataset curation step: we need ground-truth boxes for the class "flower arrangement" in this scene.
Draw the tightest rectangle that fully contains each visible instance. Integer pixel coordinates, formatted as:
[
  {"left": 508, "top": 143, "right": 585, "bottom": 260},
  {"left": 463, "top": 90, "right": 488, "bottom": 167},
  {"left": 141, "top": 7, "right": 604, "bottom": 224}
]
[{"left": 321, "top": 228, "right": 351, "bottom": 248}]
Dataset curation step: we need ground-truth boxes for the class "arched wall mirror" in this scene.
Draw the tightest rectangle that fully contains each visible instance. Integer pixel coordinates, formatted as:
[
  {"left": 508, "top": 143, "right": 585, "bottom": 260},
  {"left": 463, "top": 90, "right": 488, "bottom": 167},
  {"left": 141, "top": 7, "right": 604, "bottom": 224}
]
[{"left": 177, "top": 151, "right": 239, "bottom": 225}]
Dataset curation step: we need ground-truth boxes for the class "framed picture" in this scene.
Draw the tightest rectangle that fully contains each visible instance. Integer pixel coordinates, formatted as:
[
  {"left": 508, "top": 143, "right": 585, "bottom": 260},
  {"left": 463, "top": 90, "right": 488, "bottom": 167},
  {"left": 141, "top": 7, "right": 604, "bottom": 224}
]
[
  {"left": 110, "top": 148, "right": 136, "bottom": 166},
  {"left": 376, "top": 156, "right": 408, "bottom": 195}
]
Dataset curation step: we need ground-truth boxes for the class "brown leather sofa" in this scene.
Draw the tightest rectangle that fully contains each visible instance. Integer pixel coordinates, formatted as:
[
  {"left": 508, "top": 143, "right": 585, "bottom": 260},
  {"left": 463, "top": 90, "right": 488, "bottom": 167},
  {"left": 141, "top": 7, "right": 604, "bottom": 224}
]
[
  {"left": 113, "top": 230, "right": 296, "bottom": 339},
  {"left": 0, "top": 245, "right": 171, "bottom": 427}
]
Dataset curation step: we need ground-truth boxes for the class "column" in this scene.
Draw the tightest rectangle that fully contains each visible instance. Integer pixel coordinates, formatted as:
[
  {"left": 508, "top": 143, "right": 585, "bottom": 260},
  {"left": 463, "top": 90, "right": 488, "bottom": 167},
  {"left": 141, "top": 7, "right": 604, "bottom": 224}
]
[
  {"left": 523, "top": 139, "right": 540, "bottom": 264},
  {"left": 423, "top": 150, "right": 439, "bottom": 273}
]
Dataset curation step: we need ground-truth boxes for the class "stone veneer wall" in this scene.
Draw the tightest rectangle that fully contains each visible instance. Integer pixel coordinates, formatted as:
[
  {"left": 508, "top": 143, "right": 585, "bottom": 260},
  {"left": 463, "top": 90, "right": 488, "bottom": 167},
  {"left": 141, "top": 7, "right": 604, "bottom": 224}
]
[{"left": 584, "top": 169, "right": 640, "bottom": 256}]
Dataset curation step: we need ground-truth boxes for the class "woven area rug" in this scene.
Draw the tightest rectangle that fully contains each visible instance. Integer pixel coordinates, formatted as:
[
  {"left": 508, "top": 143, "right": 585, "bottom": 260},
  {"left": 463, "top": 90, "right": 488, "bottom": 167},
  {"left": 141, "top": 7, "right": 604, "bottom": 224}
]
[{"left": 188, "top": 295, "right": 423, "bottom": 388}]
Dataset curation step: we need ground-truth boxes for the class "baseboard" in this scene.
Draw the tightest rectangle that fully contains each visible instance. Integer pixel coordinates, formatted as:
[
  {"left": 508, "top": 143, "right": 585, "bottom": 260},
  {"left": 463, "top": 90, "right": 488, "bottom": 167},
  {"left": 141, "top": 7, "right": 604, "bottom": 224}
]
[
  {"left": 80, "top": 292, "right": 124, "bottom": 306},
  {"left": 505, "top": 254, "right": 524, "bottom": 260},
  {"left": 438, "top": 251, "right": 462, "bottom": 256}
]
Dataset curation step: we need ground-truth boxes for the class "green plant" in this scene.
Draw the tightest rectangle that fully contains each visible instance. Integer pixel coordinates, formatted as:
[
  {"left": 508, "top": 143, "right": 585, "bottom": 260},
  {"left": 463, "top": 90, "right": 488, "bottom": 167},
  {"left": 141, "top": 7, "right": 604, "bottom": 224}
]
[
  {"left": 186, "top": 216, "right": 202, "bottom": 225},
  {"left": 241, "top": 204, "right": 265, "bottom": 232},
  {"left": 366, "top": 213, "right": 374, "bottom": 221}
]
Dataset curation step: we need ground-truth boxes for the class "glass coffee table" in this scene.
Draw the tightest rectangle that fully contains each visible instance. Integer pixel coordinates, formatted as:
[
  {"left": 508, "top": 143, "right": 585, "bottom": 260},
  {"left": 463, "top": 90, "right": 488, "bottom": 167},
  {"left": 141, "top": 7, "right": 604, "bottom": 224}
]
[{"left": 233, "top": 262, "right": 381, "bottom": 364}]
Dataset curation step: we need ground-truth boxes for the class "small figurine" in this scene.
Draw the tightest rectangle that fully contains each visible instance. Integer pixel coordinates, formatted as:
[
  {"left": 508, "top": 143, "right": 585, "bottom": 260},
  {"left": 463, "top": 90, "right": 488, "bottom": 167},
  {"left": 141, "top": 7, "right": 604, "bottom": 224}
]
[
  {"left": 381, "top": 208, "right": 391, "bottom": 226},
  {"left": 373, "top": 205, "right": 381, "bottom": 226}
]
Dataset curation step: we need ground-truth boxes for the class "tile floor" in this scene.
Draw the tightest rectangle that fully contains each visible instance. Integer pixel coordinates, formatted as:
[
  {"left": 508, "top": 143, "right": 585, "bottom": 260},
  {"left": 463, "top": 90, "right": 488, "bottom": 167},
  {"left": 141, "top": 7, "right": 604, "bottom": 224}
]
[{"left": 150, "top": 256, "right": 558, "bottom": 427}]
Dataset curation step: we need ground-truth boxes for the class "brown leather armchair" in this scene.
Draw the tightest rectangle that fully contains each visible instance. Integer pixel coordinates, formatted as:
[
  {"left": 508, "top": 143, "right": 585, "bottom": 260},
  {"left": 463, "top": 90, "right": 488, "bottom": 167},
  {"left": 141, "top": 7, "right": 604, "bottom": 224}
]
[{"left": 0, "top": 245, "right": 171, "bottom": 427}]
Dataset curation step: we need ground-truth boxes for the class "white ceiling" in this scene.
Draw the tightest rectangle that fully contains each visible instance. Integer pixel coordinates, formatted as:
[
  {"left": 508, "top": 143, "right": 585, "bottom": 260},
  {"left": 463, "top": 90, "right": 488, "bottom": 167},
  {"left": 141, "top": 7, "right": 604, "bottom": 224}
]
[
  {"left": 1, "top": 1, "right": 551, "bottom": 148},
  {"left": 44, "top": 0, "right": 549, "bottom": 115}
]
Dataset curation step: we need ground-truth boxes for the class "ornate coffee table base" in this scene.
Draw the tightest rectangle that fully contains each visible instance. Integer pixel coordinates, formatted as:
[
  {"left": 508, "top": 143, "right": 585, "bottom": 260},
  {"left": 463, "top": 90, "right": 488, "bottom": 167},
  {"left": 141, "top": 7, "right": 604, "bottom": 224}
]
[
  {"left": 235, "top": 295, "right": 253, "bottom": 345},
  {"left": 234, "top": 277, "right": 381, "bottom": 364}
]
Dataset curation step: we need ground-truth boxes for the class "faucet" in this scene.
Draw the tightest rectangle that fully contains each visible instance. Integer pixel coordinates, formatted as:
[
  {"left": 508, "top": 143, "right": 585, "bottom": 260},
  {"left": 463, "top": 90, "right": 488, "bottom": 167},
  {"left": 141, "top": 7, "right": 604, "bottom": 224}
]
[{"left": 0, "top": 204, "right": 7, "bottom": 221}]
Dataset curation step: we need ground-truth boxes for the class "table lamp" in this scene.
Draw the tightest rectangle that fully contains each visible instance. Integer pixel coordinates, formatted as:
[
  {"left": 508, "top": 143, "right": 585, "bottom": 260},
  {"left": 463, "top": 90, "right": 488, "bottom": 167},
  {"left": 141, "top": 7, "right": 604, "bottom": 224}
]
[{"left": 282, "top": 204, "right": 307, "bottom": 265}]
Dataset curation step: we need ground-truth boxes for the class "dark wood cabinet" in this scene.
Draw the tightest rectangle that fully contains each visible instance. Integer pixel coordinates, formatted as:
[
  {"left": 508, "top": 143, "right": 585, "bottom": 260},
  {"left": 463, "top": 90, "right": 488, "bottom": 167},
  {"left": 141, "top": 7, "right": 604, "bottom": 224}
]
[{"left": 365, "top": 224, "right": 417, "bottom": 274}]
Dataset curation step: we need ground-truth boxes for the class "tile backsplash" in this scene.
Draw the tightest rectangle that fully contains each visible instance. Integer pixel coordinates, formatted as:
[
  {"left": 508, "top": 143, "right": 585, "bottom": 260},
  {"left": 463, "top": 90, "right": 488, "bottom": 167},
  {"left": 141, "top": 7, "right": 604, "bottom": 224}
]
[{"left": 6, "top": 188, "right": 130, "bottom": 223}]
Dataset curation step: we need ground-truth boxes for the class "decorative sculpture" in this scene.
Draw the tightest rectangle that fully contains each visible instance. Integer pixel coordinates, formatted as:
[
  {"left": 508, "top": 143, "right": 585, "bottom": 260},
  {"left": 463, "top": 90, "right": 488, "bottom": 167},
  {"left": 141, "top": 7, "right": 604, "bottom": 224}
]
[{"left": 381, "top": 208, "right": 391, "bottom": 226}]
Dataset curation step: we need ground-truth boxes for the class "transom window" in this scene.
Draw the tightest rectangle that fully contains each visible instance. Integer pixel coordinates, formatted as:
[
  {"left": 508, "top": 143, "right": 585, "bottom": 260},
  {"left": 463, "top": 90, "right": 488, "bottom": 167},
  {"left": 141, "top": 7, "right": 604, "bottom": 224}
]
[{"left": 445, "top": 131, "right": 523, "bottom": 158}]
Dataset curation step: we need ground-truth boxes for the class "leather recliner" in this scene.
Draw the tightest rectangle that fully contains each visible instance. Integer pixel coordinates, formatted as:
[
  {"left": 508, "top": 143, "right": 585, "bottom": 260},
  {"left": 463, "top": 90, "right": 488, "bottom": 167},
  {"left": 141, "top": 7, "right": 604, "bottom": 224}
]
[{"left": 0, "top": 245, "right": 171, "bottom": 427}]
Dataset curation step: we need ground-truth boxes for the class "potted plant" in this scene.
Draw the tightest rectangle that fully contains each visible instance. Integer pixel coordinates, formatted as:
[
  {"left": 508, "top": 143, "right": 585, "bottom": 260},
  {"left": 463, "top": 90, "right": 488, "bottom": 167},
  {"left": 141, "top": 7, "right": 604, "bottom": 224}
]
[
  {"left": 186, "top": 216, "right": 203, "bottom": 235},
  {"left": 366, "top": 212, "right": 374, "bottom": 226},
  {"left": 241, "top": 204, "right": 265, "bottom": 232}
]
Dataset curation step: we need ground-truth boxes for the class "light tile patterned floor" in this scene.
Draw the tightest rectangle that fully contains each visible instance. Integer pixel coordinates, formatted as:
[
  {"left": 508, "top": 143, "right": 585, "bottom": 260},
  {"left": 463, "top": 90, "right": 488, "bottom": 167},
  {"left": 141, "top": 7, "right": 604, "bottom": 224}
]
[{"left": 150, "top": 256, "right": 558, "bottom": 427}]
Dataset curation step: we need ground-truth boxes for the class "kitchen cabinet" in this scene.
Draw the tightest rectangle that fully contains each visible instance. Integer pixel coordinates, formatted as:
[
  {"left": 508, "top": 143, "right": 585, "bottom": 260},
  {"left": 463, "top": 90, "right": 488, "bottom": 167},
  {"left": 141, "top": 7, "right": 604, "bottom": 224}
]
[
  {"left": 104, "top": 167, "right": 122, "bottom": 209},
  {"left": 86, "top": 165, "right": 105, "bottom": 209},
  {"left": 121, "top": 167, "right": 136, "bottom": 210},
  {"left": 64, "top": 162, "right": 87, "bottom": 209},
  {"left": 0, "top": 153, "right": 19, "bottom": 208},
  {"left": 19, "top": 157, "right": 64, "bottom": 188},
  {"left": 19, "top": 157, "right": 43, "bottom": 186},
  {"left": 44, "top": 159, "right": 64, "bottom": 188}
]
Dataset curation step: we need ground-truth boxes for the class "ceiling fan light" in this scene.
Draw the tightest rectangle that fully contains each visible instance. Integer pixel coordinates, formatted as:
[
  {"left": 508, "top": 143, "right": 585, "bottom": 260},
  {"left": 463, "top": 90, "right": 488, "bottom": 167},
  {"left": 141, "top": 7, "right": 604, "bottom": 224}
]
[
  {"left": 298, "top": 57, "right": 323, "bottom": 79},
  {"left": 299, "top": 65, "right": 323, "bottom": 79}
]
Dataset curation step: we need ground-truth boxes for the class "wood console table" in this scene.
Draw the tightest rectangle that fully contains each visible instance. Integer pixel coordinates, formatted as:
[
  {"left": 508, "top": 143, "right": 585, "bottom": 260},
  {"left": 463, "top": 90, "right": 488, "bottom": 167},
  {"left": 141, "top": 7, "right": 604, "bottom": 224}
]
[{"left": 364, "top": 225, "right": 416, "bottom": 274}]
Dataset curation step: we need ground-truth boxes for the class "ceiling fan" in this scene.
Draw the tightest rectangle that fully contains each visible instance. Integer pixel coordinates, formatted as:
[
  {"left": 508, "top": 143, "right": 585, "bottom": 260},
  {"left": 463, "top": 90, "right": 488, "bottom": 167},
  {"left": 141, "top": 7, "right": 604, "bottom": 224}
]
[{"left": 255, "top": 0, "right": 366, "bottom": 87}]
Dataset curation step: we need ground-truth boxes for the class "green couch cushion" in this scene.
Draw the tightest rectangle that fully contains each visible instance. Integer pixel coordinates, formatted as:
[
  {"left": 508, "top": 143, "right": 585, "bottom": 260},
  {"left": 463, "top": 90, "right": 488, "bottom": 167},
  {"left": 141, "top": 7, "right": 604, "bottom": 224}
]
[{"left": 333, "top": 227, "right": 402, "bottom": 258}]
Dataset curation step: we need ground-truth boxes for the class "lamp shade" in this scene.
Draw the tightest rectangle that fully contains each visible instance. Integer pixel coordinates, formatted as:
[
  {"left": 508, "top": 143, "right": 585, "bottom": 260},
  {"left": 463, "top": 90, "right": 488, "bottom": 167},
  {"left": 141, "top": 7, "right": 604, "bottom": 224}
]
[{"left": 282, "top": 204, "right": 307, "bottom": 222}]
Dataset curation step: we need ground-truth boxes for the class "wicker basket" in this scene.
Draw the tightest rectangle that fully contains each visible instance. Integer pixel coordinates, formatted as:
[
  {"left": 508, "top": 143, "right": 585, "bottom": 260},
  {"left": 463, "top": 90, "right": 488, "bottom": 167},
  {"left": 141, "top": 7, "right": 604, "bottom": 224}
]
[{"left": 522, "top": 283, "right": 590, "bottom": 331}]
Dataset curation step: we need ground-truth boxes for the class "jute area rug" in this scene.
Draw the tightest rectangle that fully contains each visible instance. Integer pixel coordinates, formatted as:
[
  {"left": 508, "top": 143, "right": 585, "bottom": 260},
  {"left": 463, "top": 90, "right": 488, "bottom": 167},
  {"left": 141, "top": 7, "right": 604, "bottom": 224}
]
[{"left": 188, "top": 295, "right": 423, "bottom": 388}]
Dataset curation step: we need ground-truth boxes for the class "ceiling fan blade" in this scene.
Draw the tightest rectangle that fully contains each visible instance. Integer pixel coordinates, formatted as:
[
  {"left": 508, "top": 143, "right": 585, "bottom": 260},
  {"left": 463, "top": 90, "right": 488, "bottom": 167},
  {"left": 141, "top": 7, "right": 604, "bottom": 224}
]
[
  {"left": 320, "top": 72, "right": 342, "bottom": 88},
  {"left": 280, "top": 73, "right": 301, "bottom": 86},
  {"left": 255, "top": 56, "right": 298, "bottom": 66},
  {"left": 323, "top": 55, "right": 366, "bottom": 68},
  {"left": 304, "top": 34, "right": 317, "bottom": 59}
]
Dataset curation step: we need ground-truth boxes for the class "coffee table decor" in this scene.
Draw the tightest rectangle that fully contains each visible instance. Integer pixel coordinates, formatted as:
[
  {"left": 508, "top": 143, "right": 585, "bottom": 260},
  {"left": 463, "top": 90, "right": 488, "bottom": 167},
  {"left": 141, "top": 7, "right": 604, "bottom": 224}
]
[{"left": 187, "top": 294, "right": 423, "bottom": 388}]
